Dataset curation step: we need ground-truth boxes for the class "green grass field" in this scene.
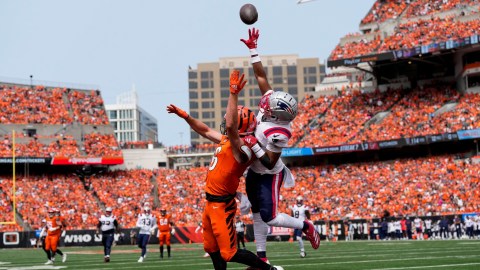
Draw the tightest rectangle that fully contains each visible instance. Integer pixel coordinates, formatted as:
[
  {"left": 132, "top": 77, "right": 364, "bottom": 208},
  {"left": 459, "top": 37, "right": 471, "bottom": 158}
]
[{"left": 1, "top": 240, "right": 480, "bottom": 270}]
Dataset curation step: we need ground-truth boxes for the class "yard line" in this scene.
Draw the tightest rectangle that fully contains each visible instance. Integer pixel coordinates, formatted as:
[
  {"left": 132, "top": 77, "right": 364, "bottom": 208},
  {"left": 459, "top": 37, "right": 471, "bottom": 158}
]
[{"left": 370, "top": 262, "right": 480, "bottom": 270}]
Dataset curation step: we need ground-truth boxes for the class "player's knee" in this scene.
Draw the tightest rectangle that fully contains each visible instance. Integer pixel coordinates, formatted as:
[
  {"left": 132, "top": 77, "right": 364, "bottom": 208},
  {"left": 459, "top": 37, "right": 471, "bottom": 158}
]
[
  {"left": 259, "top": 210, "right": 273, "bottom": 223},
  {"left": 220, "top": 249, "right": 235, "bottom": 262},
  {"left": 266, "top": 215, "right": 282, "bottom": 227}
]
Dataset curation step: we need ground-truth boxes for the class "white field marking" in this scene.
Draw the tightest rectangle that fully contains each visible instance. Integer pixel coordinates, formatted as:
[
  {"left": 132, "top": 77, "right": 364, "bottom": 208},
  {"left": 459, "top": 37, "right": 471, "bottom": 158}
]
[
  {"left": 31, "top": 246, "right": 478, "bottom": 267},
  {"left": 95, "top": 254, "right": 480, "bottom": 270},
  {"left": 371, "top": 262, "right": 480, "bottom": 270},
  {"left": 0, "top": 264, "right": 10, "bottom": 266},
  {"left": 368, "top": 243, "right": 412, "bottom": 245},
  {"left": 0, "top": 266, "right": 67, "bottom": 270},
  {"left": 458, "top": 242, "right": 480, "bottom": 245}
]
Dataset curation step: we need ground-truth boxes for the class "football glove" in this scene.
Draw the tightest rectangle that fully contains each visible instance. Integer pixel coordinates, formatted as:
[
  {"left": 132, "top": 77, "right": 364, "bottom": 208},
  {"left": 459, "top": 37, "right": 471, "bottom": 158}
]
[
  {"left": 167, "top": 104, "right": 189, "bottom": 119},
  {"left": 171, "top": 228, "right": 176, "bottom": 235},
  {"left": 240, "top": 28, "right": 260, "bottom": 49},
  {"left": 230, "top": 70, "right": 247, "bottom": 94}
]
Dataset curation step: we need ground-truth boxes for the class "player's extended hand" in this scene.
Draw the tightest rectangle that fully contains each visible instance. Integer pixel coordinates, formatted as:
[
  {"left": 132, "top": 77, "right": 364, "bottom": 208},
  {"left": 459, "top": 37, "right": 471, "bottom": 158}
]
[
  {"left": 167, "top": 104, "right": 189, "bottom": 119},
  {"left": 242, "top": 135, "right": 258, "bottom": 148},
  {"left": 240, "top": 28, "right": 259, "bottom": 49},
  {"left": 230, "top": 70, "right": 246, "bottom": 94}
]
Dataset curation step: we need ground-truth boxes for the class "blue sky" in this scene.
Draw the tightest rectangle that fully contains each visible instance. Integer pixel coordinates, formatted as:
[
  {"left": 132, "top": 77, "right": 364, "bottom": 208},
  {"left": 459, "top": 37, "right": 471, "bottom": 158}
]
[{"left": 0, "top": 0, "right": 375, "bottom": 146}]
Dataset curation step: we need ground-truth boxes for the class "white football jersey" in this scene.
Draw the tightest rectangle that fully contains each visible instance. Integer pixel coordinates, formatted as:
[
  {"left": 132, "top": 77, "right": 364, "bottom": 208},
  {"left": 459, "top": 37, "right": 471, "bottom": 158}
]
[
  {"left": 99, "top": 215, "right": 117, "bottom": 232},
  {"left": 250, "top": 110, "right": 292, "bottom": 174},
  {"left": 136, "top": 214, "right": 157, "bottom": 235},
  {"left": 292, "top": 204, "right": 309, "bottom": 222}
]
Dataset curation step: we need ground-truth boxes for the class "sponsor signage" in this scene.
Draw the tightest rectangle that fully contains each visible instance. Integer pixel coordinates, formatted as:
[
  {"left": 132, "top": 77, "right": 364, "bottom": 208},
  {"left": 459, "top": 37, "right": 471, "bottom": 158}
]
[
  {"left": 268, "top": 226, "right": 292, "bottom": 236},
  {"left": 329, "top": 35, "right": 479, "bottom": 68},
  {"left": 313, "top": 143, "right": 363, "bottom": 154},
  {"left": 328, "top": 52, "right": 395, "bottom": 67},
  {"left": 51, "top": 156, "right": 124, "bottom": 165},
  {"left": 457, "top": 128, "right": 480, "bottom": 140},
  {"left": 0, "top": 157, "right": 49, "bottom": 164},
  {"left": 378, "top": 139, "right": 404, "bottom": 149},
  {"left": 281, "top": 148, "right": 314, "bottom": 157}
]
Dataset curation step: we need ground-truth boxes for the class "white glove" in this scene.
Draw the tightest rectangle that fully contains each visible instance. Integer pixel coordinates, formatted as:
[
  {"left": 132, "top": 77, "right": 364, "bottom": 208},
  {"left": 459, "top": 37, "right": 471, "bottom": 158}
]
[
  {"left": 171, "top": 228, "right": 176, "bottom": 235},
  {"left": 150, "top": 228, "right": 156, "bottom": 235}
]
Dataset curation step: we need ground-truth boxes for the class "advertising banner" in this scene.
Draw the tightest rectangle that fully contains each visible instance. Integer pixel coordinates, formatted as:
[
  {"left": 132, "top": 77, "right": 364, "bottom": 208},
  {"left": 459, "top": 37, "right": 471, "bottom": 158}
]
[
  {"left": 457, "top": 129, "right": 480, "bottom": 140},
  {"left": 51, "top": 156, "right": 124, "bottom": 165}
]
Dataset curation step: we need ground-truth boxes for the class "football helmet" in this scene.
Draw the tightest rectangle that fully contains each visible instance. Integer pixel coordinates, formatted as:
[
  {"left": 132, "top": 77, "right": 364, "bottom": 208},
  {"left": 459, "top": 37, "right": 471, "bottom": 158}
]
[
  {"left": 160, "top": 209, "right": 167, "bottom": 216},
  {"left": 296, "top": 196, "right": 304, "bottom": 206},
  {"left": 259, "top": 90, "right": 298, "bottom": 123},
  {"left": 144, "top": 206, "right": 151, "bottom": 214},
  {"left": 220, "top": 105, "right": 257, "bottom": 136},
  {"left": 105, "top": 207, "right": 112, "bottom": 216}
]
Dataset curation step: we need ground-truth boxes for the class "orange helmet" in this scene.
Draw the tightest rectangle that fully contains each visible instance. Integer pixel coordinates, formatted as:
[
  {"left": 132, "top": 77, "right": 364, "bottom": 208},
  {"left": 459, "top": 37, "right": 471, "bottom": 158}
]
[{"left": 220, "top": 106, "right": 257, "bottom": 136}]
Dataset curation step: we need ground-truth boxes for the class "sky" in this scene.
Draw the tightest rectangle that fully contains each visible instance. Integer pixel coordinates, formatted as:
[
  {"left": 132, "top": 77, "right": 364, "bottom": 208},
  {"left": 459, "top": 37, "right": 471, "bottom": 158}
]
[{"left": 0, "top": 0, "right": 375, "bottom": 146}]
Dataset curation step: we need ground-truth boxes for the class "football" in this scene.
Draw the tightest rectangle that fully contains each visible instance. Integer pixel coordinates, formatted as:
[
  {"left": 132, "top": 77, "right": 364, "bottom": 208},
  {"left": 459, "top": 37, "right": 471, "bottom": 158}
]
[{"left": 239, "top": 4, "right": 258, "bottom": 25}]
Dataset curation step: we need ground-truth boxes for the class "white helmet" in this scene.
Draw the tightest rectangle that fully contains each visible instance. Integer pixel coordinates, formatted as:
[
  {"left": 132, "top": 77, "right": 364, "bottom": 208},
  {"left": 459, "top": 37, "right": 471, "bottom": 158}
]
[
  {"left": 259, "top": 90, "right": 298, "bottom": 123},
  {"left": 296, "top": 196, "right": 304, "bottom": 205}
]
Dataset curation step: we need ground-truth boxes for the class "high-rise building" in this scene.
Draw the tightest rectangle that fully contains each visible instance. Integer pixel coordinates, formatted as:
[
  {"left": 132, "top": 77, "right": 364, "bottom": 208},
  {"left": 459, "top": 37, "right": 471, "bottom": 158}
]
[
  {"left": 105, "top": 87, "right": 158, "bottom": 143},
  {"left": 188, "top": 54, "right": 325, "bottom": 145}
]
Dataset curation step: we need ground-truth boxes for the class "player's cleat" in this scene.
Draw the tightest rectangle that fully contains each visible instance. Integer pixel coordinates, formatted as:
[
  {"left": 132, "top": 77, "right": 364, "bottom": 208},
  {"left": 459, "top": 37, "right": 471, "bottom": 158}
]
[
  {"left": 203, "top": 252, "right": 210, "bottom": 258},
  {"left": 62, "top": 253, "right": 67, "bottom": 263},
  {"left": 272, "top": 266, "right": 284, "bottom": 270},
  {"left": 45, "top": 260, "right": 53, "bottom": 265},
  {"left": 300, "top": 251, "right": 306, "bottom": 258},
  {"left": 104, "top": 256, "right": 110, "bottom": 263},
  {"left": 138, "top": 256, "right": 144, "bottom": 263},
  {"left": 51, "top": 257, "right": 56, "bottom": 262},
  {"left": 303, "top": 221, "right": 320, "bottom": 249}
]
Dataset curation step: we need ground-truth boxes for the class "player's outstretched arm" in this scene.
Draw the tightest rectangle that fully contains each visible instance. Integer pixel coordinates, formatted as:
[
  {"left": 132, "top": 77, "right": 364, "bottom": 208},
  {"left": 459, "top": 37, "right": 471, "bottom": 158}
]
[
  {"left": 241, "top": 28, "right": 271, "bottom": 95},
  {"left": 167, "top": 104, "right": 222, "bottom": 144},
  {"left": 226, "top": 70, "right": 251, "bottom": 164}
]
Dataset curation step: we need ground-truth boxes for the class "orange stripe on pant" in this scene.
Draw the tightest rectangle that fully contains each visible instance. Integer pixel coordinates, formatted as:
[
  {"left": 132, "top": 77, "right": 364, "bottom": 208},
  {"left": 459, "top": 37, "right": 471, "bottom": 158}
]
[{"left": 202, "top": 199, "right": 237, "bottom": 262}]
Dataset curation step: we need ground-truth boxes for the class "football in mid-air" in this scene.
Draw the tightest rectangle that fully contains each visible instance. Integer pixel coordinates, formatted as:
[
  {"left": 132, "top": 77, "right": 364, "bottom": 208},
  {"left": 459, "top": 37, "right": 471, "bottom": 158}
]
[{"left": 239, "top": 4, "right": 258, "bottom": 25}]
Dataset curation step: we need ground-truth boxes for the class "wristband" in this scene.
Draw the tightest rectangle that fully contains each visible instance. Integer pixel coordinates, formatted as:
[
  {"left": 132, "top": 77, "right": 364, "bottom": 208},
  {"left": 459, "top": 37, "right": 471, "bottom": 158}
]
[
  {"left": 249, "top": 48, "right": 261, "bottom": 64},
  {"left": 251, "top": 143, "right": 265, "bottom": 158}
]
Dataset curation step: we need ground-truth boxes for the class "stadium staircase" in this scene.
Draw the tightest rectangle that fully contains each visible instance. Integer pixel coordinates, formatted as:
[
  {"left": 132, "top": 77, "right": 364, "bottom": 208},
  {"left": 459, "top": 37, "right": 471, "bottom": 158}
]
[
  {"left": 151, "top": 175, "right": 160, "bottom": 208},
  {"left": 346, "top": 87, "right": 412, "bottom": 143}
]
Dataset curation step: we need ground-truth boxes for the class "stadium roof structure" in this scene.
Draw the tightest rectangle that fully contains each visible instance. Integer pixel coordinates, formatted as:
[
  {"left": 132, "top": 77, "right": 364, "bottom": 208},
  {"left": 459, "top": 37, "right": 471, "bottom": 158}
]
[{"left": 327, "top": 1, "right": 480, "bottom": 68}]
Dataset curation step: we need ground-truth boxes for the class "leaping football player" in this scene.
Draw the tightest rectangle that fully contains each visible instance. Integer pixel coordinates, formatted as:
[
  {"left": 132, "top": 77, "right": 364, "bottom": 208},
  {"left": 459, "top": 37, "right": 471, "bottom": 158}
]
[
  {"left": 167, "top": 69, "right": 283, "bottom": 270},
  {"left": 240, "top": 27, "right": 320, "bottom": 264}
]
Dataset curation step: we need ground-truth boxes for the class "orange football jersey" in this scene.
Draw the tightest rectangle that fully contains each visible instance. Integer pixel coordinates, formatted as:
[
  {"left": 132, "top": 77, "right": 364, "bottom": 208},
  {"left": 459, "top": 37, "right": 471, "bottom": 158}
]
[
  {"left": 45, "top": 216, "right": 61, "bottom": 236},
  {"left": 205, "top": 135, "right": 252, "bottom": 197},
  {"left": 157, "top": 214, "right": 172, "bottom": 232}
]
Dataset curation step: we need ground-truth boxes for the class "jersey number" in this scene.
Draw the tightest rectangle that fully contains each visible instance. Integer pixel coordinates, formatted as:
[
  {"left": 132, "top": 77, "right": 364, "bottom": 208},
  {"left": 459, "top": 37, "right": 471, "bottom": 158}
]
[
  {"left": 208, "top": 147, "right": 222, "bottom": 171},
  {"left": 102, "top": 221, "right": 111, "bottom": 225},
  {"left": 294, "top": 211, "right": 300, "bottom": 218},
  {"left": 142, "top": 219, "right": 151, "bottom": 226}
]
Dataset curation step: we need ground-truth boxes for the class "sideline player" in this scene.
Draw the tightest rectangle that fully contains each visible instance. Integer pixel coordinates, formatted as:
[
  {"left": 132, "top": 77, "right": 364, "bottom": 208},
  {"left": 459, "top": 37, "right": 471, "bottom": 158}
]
[
  {"left": 136, "top": 206, "right": 157, "bottom": 262},
  {"left": 97, "top": 207, "right": 119, "bottom": 262},
  {"left": 235, "top": 216, "right": 247, "bottom": 250},
  {"left": 167, "top": 69, "right": 283, "bottom": 270},
  {"left": 157, "top": 208, "right": 175, "bottom": 259},
  {"left": 291, "top": 196, "right": 311, "bottom": 258},
  {"left": 240, "top": 27, "right": 320, "bottom": 263}
]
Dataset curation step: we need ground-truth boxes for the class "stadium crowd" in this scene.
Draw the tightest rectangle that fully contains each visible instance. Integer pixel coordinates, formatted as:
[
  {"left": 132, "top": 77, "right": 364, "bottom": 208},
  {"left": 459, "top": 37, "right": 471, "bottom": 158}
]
[{"left": 1, "top": 154, "right": 478, "bottom": 232}]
